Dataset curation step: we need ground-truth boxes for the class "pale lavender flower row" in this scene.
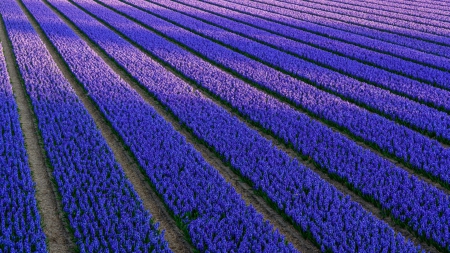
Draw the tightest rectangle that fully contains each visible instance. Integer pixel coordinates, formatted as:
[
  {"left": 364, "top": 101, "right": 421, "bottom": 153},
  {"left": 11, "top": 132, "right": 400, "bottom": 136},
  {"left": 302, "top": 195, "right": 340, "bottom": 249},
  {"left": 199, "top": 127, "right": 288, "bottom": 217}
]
[
  {"left": 267, "top": 0, "right": 450, "bottom": 35},
  {"left": 313, "top": 0, "right": 450, "bottom": 25},
  {"left": 150, "top": 0, "right": 450, "bottom": 119},
  {"left": 73, "top": 0, "right": 450, "bottom": 250},
  {"left": 158, "top": 0, "right": 450, "bottom": 107},
  {"left": 200, "top": 0, "right": 450, "bottom": 58},
  {"left": 0, "top": 1, "right": 170, "bottom": 252},
  {"left": 0, "top": 41, "right": 47, "bottom": 252},
  {"left": 373, "top": 0, "right": 450, "bottom": 14},
  {"left": 233, "top": 0, "right": 450, "bottom": 45},
  {"left": 183, "top": 0, "right": 450, "bottom": 86},
  {"left": 29, "top": 0, "right": 297, "bottom": 251},
  {"left": 54, "top": 0, "right": 424, "bottom": 251},
  {"left": 125, "top": 0, "right": 450, "bottom": 188}
]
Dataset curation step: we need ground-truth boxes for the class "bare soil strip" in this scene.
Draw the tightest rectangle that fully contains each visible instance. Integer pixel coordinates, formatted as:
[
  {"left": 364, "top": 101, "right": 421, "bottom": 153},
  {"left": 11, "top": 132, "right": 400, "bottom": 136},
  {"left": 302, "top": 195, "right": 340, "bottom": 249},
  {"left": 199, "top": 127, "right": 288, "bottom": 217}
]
[
  {"left": 0, "top": 11, "right": 75, "bottom": 253},
  {"left": 21, "top": 0, "right": 195, "bottom": 251}
]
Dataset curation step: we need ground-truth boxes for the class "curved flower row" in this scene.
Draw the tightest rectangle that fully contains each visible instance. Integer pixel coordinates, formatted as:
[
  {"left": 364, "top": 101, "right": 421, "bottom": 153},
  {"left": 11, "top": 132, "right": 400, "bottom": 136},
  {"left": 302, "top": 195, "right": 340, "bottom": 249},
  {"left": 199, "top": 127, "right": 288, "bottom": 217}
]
[
  {"left": 199, "top": 0, "right": 450, "bottom": 59},
  {"left": 121, "top": 0, "right": 450, "bottom": 144},
  {"left": 0, "top": 1, "right": 170, "bottom": 252},
  {"left": 231, "top": 0, "right": 450, "bottom": 46},
  {"left": 75, "top": 0, "right": 450, "bottom": 250},
  {"left": 0, "top": 42, "right": 47, "bottom": 252},
  {"left": 53, "top": 0, "right": 424, "bottom": 251},
  {"left": 23, "top": 0, "right": 296, "bottom": 252},
  {"left": 107, "top": 0, "right": 450, "bottom": 187}
]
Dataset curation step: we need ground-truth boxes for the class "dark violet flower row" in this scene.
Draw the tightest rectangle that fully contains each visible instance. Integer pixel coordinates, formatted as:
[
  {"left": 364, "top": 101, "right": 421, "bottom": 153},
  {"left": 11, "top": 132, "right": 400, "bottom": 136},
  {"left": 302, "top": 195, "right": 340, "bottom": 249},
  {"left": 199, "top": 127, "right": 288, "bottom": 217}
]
[
  {"left": 77, "top": 0, "right": 450, "bottom": 250},
  {"left": 114, "top": 0, "right": 450, "bottom": 188},
  {"left": 56, "top": 0, "right": 424, "bottom": 251},
  {"left": 152, "top": 0, "right": 450, "bottom": 111},
  {"left": 230, "top": 0, "right": 450, "bottom": 46},
  {"left": 25, "top": 0, "right": 296, "bottom": 252},
  {"left": 0, "top": 42, "right": 47, "bottom": 253},
  {"left": 0, "top": 1, "right": 170, "bottom": 252},
  {"left": 200, "top": 0, "right": 450, "bottom": 59}
]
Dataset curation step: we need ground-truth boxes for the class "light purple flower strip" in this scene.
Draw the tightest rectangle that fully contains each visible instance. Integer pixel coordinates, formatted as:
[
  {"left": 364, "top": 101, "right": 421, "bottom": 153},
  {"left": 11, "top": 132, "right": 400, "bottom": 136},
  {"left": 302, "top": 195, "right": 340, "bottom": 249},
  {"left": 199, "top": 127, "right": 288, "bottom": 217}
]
[
  {"left": 166, "top": 0, "right": 450, "bottom": 88},
  {"left": 228, "top": 0, "right": 450, "bottom": 45},
  {"left": 364, "top": 0, "right": 450, "bottom": 15},
  {"left": 199, "top": 0, "right": 450, "bottom": 59},
  {"left": 147, "top": 0, "right": 450, "bottom": 118},
  {"left": 310, "top": 0, "right": 450, "bottom": 25},
  {"left": 261, "top": 0, "right": 450, "bottom": 36}
]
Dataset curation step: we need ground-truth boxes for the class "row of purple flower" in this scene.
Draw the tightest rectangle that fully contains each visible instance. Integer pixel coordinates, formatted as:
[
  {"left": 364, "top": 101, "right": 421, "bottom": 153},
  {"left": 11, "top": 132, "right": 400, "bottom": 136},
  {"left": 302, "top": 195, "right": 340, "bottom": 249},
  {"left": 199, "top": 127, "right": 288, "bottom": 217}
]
[{"left": 79, "top": 0, "right": 450, "bottom": 250}]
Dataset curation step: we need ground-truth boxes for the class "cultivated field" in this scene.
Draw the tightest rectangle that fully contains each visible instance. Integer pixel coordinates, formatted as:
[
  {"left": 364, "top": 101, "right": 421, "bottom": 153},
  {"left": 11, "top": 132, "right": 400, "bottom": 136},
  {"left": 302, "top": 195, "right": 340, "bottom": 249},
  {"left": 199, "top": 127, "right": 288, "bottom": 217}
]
[{"left": 1, "top": 0, "right": 450, "bottom": 252}]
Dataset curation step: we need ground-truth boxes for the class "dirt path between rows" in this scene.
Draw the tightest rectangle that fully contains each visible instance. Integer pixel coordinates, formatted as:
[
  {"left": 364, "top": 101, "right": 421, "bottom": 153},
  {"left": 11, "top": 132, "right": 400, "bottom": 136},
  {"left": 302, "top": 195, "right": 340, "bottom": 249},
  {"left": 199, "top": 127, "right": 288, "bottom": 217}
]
[{"left": 0, "top": 12, "right": 75, "bottom": 253}]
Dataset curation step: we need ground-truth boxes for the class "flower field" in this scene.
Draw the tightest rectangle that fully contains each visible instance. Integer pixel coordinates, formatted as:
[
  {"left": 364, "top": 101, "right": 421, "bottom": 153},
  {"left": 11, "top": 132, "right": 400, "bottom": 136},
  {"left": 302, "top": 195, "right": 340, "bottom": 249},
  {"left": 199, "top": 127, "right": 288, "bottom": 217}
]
[{"left": 0, "top": 0, "right": 449, "bottom": 252}]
